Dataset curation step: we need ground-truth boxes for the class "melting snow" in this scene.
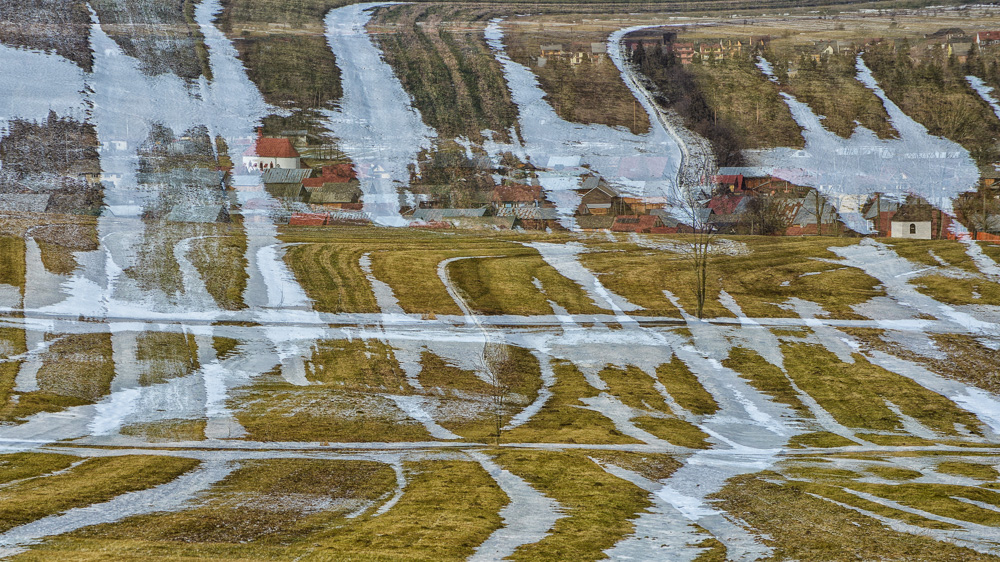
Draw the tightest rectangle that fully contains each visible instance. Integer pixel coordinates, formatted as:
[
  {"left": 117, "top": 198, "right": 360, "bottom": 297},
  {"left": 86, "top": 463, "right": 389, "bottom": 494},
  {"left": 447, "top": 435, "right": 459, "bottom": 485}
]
[
  {"left": 322, "top": 3, "right": 437, "bottom": 226},
  {"left": 757, "top": 56, "right": 979, "bottom": 232}
]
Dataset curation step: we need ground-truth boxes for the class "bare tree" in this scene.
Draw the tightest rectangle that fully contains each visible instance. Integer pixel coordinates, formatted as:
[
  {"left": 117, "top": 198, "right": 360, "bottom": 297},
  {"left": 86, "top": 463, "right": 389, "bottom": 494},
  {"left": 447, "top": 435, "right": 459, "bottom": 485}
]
[
  {"left": 743, "top": 195, "right": 795, "bottom": 235},
  {"left": 482, "top": 340, "right": 522, "bottom": 445},
  {"left": 955, "top": 187, "right": 1000, "bottom": 238},
  {"left": 672, "top": 184, "right": 715, "bottom": 319}
]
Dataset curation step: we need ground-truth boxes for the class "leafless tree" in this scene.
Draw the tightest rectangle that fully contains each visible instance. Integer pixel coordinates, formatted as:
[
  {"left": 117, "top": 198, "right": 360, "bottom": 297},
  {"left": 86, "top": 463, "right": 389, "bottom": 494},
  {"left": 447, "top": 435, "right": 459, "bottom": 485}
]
[
  {"left": 672, "top": 184, "right": 715, "bottom": 319},
  {"left": 743, "top": 195, "right": 795, "bottom": 235},
  {"left": 955, "top": 188, "right": 1000, "bottom": 238},
  {"left": 482, "top": 340, "right": 522, "bottom": 445}
]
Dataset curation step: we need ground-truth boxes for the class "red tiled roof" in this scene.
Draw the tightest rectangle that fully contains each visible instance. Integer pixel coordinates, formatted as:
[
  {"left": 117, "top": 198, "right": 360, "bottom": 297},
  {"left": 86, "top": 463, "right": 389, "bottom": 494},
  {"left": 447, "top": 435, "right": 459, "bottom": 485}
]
[
  {"left": 492, "top": 183, "right": 541, "bottom": 203},
  {"left": 713, "top": 174, "right": 745, "bottom": 190},
  {"left": 243, "top": 137, "right": 300, "bottom": 158},
  {"left": 610, "top": 215, "right": 663, "bottom": 232},
  {"left": 289, "top": 212, "right": 329, "bottom": 226},
  {"left": 707, "top": 195, "right": 745, "bottom": 215},
  {"left": 301, "top": 178, "right": 325, "bottom": 188},
  {"left": 321, "top": 164, "right": 357, "bottom": 183},
  {"left": 978, "top": 31, "right": 1000, "bottom": 41}
]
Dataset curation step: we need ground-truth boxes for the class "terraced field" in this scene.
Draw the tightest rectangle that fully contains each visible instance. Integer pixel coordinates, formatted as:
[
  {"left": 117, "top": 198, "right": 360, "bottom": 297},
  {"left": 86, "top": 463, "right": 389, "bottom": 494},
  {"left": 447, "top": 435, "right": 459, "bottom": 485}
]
[
  {"left": 3, "top": 0, "right": 1000, "bottom": 559},
  {"left": 0, "top": 223, "right": 999, "bottom": 559}
]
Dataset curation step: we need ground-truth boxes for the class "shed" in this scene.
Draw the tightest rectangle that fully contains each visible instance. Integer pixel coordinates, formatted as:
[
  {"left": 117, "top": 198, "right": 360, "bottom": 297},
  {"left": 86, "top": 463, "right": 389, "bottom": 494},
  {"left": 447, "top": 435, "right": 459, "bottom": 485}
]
[
  {"left": 262, "top": 168, "right": 312, "bottom": 185},
  {"left": 575, "top": 214, "right": 615, "bottom": 232},
  {"left": 309, "top": 184, "right": 363, "bottom": 208}
]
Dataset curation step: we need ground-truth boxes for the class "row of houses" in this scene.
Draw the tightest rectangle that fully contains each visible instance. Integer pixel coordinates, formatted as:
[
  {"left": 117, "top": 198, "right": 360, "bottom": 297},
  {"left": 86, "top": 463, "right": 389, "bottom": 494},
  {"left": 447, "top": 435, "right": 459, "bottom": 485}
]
[{"left": 705, "top": 166, "right": 999, "bottom": 239}]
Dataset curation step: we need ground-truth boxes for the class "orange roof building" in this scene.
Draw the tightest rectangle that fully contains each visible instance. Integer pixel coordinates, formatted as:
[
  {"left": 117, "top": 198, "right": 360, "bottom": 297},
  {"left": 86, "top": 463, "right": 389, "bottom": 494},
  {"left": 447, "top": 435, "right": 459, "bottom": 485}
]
[{"left": 242, "top": 136, "right": 302, "bottom": 170}]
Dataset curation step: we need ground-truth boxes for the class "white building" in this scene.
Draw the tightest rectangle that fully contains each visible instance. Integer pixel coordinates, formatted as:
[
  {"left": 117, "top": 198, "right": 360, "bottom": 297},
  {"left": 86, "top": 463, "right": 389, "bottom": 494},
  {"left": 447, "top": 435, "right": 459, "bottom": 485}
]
[
  {"left": 891, "top": 220, "right": 932, "bottom": 239},
  {"left": 242, "top": 136, "right": 302, "bottom": 170}
]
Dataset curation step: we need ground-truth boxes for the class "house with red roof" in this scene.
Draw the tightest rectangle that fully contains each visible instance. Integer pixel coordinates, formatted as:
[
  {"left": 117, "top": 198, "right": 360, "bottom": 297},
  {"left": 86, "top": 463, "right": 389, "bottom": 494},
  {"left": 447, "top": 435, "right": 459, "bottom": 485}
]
[
  {"left": 976, "top": 31, "right": 1000, "bottom": 46},
  {"left": 242, "top": 134, "right": 302, "bottom": 171},
  {"left": 610, "top": 215, "right": 664, "bottom": 233}
]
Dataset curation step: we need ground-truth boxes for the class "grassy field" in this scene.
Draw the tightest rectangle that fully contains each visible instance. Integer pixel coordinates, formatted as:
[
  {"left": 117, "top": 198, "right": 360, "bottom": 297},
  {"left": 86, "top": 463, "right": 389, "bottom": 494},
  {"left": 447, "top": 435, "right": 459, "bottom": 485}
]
[
  {"left": 782, "top": 342, "right": 984, "bottom": 437},
  {"left": 1, "top": 333, "right": 114, "bottom": 423},
  {"left": 712, "top": 469, "right": 994, "bottom": 560},
  {"left": 125, "top": 222, "right": 248, "bottom": 310},
  {"left": 135, "top": 331, "right": 199, "bottom": 386},
  {"left": 849, "top": 329, "right": 1000, "bottom": 396},
  {"left": 505, "top": 359, "right": 638, "bottom": 445},
  {"left": 0, "top": 236, "right": 26, "bottom": 290},
  {"left": 280, "top": 227, "right": 595, "bottom": 315},
  {"left": 0, "top": 455, "right": 199, "bottom": 534},
  {"left": 494, "top": 449, "right": 654, "bottom": 560},
  {"left": 579, "top": 235, "right": 882, "bottom": 318}
]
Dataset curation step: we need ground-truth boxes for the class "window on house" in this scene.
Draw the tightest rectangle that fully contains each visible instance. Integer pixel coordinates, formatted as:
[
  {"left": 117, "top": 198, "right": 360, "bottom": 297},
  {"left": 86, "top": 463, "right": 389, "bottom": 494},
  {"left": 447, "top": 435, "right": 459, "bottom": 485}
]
[{"left": 909, "top": 223, "right": 916, "bottom": 234}]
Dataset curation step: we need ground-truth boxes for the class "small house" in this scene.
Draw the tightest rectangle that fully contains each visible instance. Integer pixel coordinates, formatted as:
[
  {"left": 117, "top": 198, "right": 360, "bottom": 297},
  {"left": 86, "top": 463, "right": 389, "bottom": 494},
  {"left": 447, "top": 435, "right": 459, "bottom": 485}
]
[
  {"left": 891, "top": 221, "right": 932, "bottom": 239},
  {"left": 308, "top": 184, "right": 363, "bottom": 209},
  {"left": 575, "top": 178, "right": 626, "bottom": 215},
  {"left": 976, "top": 31, "right": 1000, "bottom": 46},
  {"left": 262, "top": 168, "right": 312, "bottom": 201},
  {"left": 491, "top": 183, "right": 545, "bottom": 210},
  {"left": 242, "top": 135, "right": 302, "bottom": 170}
]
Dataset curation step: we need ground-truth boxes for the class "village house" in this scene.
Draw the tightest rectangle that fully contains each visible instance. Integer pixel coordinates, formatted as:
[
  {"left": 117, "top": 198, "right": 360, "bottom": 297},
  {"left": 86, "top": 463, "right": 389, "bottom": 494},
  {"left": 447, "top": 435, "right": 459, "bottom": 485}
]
[
  {"left": 623, "top": 196, "right": 670, "bottom": 214},
  {"left": 891, "top": 219, "right": 933, "bottom": 239},
  {"left": 242, "top": 135, "right": 302, "bottom": 171},
  {"left": 706, "top": 194, "right": 748, "bottom": 233},
  {"left": 863, "top": 196, "right": 900, "bottom": 237},
  {"left": 302, "top": 164, "right": 363, "bottom": 210},
  {"left": 713, "top": 174, "right": 745, "bottom": 193},
  {"left": 490, "top": 183, "right": 546, "bottom": 210},
  {"left": 784, "top": 191, "right": 840, "bottom": 236},
  {"left": 976, "top": 31, "right": 1000, "bottom": 46},
  {"left": 611, "top": 214, "right": 665, "bottom": 233},
  {"left": 575, "top": 177, "right": 628, "bottom": 216},
  {"left": 811, "top": 40, "right": 841, "bottom": 61},
  {"left": 669, "top": 43, "right": 695, "bottom": 65},
  {"left": 575, "top": 215, "right": 615, "bottom": 232},
  {"left": 890, "top": 198, "right": 951, "bottom": 239},
  {"left": 490, "top": 183, "right": 560, "bottom": 229},
  {"left": 539, "top": 44, "right": 564, "bottom": 57},
  {"left": 946, "top": 41, "right": 973, "bottom": 63},
  {"left": 262, "top": 167, "right": 311, "bottom": 201}
]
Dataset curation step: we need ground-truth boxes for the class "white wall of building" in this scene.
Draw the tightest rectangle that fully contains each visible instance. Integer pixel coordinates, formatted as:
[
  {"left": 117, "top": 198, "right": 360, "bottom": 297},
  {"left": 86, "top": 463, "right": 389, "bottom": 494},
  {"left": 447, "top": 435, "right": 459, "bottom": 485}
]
[{"left": 890, "top": 220, "right": 932, "bottom": 239}]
